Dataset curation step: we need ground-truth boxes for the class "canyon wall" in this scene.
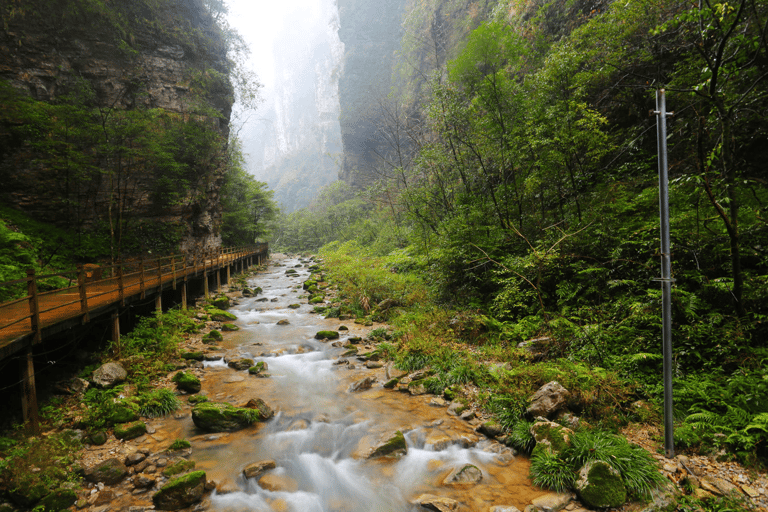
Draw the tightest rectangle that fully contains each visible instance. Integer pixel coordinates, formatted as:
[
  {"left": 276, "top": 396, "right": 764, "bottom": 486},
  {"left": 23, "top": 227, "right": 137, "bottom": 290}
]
[{"left": 0, "top": 0, "right": 233, "bottom": 254}]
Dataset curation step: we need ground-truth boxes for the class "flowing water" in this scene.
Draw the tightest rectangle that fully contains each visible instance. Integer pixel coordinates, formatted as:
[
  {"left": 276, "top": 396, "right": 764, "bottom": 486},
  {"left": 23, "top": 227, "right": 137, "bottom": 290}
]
[{"left": 163, "top": 255, "right": 545, "bottom": 512}]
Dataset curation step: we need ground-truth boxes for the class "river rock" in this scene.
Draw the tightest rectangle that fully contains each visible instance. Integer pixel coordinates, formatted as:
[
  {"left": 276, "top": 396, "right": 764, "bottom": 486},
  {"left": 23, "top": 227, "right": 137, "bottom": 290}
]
[
  {"left": 243, "top": 460, "right": 276, "bottom": 479},
  {"left": 133, "top": 473, "right": 156, "bottom": 489},
  {"left": 527, "top": 381, "right": 569, "bottom": 418},
  {"left": 412, "top": 494, "right": 459, "bottom": 511},
  {"left": 575, "top": 460, "right": 627, "bottom": 508},
  {"left": 227, "top": 359, "right": 254, "bottom": 371},
  {"left": 172, "top": 372, "right": 201, "bottom": 393},
  {"left": 92, "top": 362, "right": 127, "bottom": 388},
  {"left": 152, "top": 471, "right": 207, "bottom": 510},
  {"left": 259, "top": 473, "right": 298, "bottom": 492},
  {"left": 530, "top": 492, "right": 573, "bottom": 512},
  {"left": 368, "top": 430, "right": 407, "bottom": 459},
  {"left": 447, "top": 402, "right": 468, "bottom": 416},
  {"left": 191, "top": 402, "right": 261, "bottom": 432},
  {"left": 477, "top": 420, "right": 504, "bottom": 438},
  {"left": 386, "top": 364, "right": 409, "bottom": 380},
  {"left": 85, "top": 458, "right": 129, "bottom": 485},
  {"left": 442, "top": 464, "right": 483, "bottom": 487},
  {"left": 243, "top": 398, "right": 274, "bottom": 420},
  {"left": 700, "top": 476, "right": 742, "bottom": 496},
  {"left": 350, "top": 376, "right": 377, "bottom": 392},
  {"left": 490, "top": 507, "right": 521, "bottom": 512},
  {"left": 248, "top": 361, "right": 268, "bottom": 376},
  {"left": 125, "top": 452, "right": 147, "bottom": 466}
]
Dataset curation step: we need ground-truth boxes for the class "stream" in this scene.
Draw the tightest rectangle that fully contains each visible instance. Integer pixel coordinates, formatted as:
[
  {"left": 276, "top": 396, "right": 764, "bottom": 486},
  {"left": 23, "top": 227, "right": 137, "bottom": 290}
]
[{"left": 169, "top": 254, "right": 545, "bottom": 512}]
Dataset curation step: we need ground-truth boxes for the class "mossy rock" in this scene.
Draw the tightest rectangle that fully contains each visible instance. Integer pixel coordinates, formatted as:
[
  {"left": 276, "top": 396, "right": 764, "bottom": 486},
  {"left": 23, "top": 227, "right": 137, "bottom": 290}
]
[
  {"left": 188, "top": 395, "right": 209, "bottom": 404},
  {"left": 222, "top": 323, "right": 239, "bottom": 331},
  {"left": 181, "top": 351, "right": 204, "bottom": 361},
  {"left": 212, "top": 297, "right": 230, "bottom": 310},
  {"left": 172, "top": 372, "right": 201, "bottom": 394},
  {"left": 383, "top": 378, "right": 399, "bottom": 389},
  {"left": 315, "top": 330, "right": 339, "bottom": 340},
  {"left": 242, "top": 288, "right": 255, "bottom": 297},
  {"left": 152, "top": 471, "right": 207, "bottom": 511},
  {"left": 368, "top": 431, "right": 407, "bottom": 459},
  {"left": 114, "top": 421, "right": 147, "bottom": 440},
  {"left": 248, "top": 362, "right": 268, "bottom": 375},
  {"left": 309, "top": 296, "right": 325, "bottom": 304},
  {"left": 347, "top": 336, "right": 362, "bottom": 343},
  {"left": 84, "top": 458, "right": 129, "bottom": 485},
  {"left": 107, "top": 399, "right": 139, "bottom": 425},
  {"left": 162, "top": 459, "right": 196, "bottom": 478},
  {"left": 205, "top": 330, "right": 224, "bottom": 341},
  {"left": 228, "top": 358, "right": 254, "bottom": 371},
  {"left": 7, "top": 481, "right": 48, "bottom": 508},
  {"left": 443, "top": 385, "right": 461, "bottom": 401},
  {"left": 530, "top": 420, "right": 573, "bottom": 455},
  {"left": 576, "top": 460, "right": 627, "bottom": 508},
  {"left": 288, "top": 304, "right": 301, "bottom": 309},
  {"left": 307, "top": 285, "right": 320, "bottom": 294},
  {"left": 342, "top": 348, "right": 359, "bottom": 357},
  {"left": 88, "top": 430, "right": 108, "bottom": 445},
  {"left": 354, "top": 317, "right": 373, "bottom": 326},
  {"left": 208, "top": 308, "right": 237, "bottom": 322},
  {"left": 302, "top": 280, "right": 316, "bottom": 290},
  {"left": 191, "top": 402, "right": 261, "bottom": 432},
  {"left": 39, "top": 488, "right": 77, "bottom": 512}
]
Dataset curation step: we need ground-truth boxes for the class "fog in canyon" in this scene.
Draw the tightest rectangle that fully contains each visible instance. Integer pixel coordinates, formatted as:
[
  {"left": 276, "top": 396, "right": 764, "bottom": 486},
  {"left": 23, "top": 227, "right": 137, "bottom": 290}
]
[{"left": 227, "top": 0, "right": 344, "bottom": 213}]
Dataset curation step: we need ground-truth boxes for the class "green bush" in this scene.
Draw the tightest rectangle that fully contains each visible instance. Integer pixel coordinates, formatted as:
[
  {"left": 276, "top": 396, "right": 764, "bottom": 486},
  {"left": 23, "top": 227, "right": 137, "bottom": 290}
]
[{"left": 138, "top": 388, "right": 181, "bottom": 418}]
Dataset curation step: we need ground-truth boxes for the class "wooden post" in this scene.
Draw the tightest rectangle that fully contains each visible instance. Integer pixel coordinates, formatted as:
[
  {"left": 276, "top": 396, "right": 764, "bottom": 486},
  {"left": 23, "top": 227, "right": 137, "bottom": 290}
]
[
  {"left": 111, "top": 310, "right": 120, "bottom": 348},
  {"left": 204, "top": 269, "right": 209, "bottom": 298},
  {"left": 26, "top": 269, "right": 41, "bottom": 344},
  {"left": 216, "top": 266, "right": 221, "bottom": 291},
  {"left": 139, "top": 255, "right": 146, "bottom": 299},
  {"left": 172, "top": 257, "right": 177, "bottom": 290},
  {"left": 156, "top": 258, "right": 162, "bottom": 289},
  {"left": 155, "top": 293, "right": 162, "bottom": 312},
  {"left": 77, "top": 264, "right": 90, "bottom": 324},
  {"left": 226, "top": 264, "right": 230, "bottom": 285},
  {"left": 117, "top": 263, "right": 125, "bottom": 306},
  {"left": 181, "top": 278, "right": 188, "bottom": 309},
  {"left": 20, "top": 347, "right": 40, "bottom": 435}
]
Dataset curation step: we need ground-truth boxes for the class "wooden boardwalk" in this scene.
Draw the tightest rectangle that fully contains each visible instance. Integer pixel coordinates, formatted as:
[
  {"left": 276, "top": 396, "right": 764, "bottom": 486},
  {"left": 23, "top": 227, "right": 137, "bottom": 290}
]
[{"left": 0, "top": 244, "right": 268, "bottom": 432}]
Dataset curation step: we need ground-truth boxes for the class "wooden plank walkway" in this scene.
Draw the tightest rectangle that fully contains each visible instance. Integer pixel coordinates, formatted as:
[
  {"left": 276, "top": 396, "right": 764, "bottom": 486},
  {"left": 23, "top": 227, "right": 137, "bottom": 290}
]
[{"left": 0, "top": 244, "right": 268, "bottom": 358}]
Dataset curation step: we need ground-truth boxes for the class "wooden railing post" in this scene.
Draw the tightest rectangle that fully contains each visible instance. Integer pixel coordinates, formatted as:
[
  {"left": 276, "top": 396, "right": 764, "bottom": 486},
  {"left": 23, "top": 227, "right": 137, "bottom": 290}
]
[
  {"left": 77, "top": 264, "right": 90, "bottom": 324},
  {"left": 20, "top": 346, "right": 40, "bottom": 435},
  {"left": 139, "top": 255, "right": 146, "bottom": 299},
  {"left": 172, "top": 256, "right": 177, "bottom": 290},
  {"left": 26, "top": 269, "right": 41, "bottom": 344},
  {"left": 156, "top": 258, "right": 162, "bottom": 288},
  {"left": 117, "top": 262, "right": 125, "bottom": 306}
]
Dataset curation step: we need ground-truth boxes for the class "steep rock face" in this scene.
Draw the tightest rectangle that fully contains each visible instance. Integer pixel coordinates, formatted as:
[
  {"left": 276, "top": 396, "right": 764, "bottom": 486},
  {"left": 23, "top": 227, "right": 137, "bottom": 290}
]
[
  {"left": 336, "top": 0, "right": 407, "bottom": 187},
  {"left": 0, "top": 0, "right": 233, "bottom": 253}
]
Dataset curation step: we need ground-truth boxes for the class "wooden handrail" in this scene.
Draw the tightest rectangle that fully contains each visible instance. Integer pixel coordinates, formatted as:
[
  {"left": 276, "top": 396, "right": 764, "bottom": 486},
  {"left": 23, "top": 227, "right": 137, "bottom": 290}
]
[{"left": 0, "top": 244, "right": 268, "bottom": 344}]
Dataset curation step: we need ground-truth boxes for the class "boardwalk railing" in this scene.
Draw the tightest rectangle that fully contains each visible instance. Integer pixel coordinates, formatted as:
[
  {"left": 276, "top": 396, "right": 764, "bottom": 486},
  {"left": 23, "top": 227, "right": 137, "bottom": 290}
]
[
  {"left": 0, "top": 244, "right": 268, "bottom": 351},
  {"left": 1, "top": 243, "right": 268, "bottom": 434}
]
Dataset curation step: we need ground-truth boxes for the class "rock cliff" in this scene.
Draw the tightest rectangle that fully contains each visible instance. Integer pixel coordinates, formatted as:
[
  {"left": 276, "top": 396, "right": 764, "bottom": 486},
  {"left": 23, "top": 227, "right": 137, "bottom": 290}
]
[{"left": 0, "top": 0, "right": 233, "bottom": 254}]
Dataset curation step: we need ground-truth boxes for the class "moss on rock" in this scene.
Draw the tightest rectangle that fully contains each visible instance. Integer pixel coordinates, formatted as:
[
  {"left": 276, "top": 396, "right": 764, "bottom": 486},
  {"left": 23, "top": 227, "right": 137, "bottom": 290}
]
[
  {"left": 315, "top": 330, "right": 339, "bottom": 340},
  {"left": 114, "top": 421, "right": 147, "bottom": 440},
  {"left": 368, "top": 430, "right": 407, "bottom": 459},
  {"left": 576, "top": 460, "right": 627, "bottom": 508},
  {"left": 152, "top": 470, "right": 206, "bottom": 511},
  {"left": 191, "top": 402, "right": 261, "bottom": 432},
  {"left": 172, "top": 372, "right": 201, "bottom": 393},
  {"left": 208, "top": 309, "right": 236, "bottom": 322}
]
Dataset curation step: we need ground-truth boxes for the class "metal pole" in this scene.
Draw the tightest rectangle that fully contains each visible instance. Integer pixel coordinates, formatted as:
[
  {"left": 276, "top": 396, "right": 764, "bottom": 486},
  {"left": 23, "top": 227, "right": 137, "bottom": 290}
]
[{"left": 654, "top": 89, "right": 674, "bottom": 458}]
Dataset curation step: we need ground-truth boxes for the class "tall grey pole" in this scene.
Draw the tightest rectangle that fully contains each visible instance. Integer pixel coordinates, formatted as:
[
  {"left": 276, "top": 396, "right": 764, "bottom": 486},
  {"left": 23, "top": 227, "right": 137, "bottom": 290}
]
[{"left": 654, "top": 89, "right": 674, "bottom": 458}]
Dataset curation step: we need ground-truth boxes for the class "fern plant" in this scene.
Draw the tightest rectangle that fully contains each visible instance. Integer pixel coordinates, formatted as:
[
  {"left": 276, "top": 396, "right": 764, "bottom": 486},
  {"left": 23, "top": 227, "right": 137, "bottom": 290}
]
[
  {"left": 139, "top": 388, "right": 181, "bottom": 418},
  {"left": 530, "top": 448, "right": 575, "bottom": 492}
]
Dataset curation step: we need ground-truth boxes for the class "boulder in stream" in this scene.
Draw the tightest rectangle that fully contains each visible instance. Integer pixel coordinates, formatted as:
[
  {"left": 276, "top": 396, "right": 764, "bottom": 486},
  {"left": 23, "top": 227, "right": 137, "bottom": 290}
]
[
  {"left": 243, "top": 398, "right": 274, "bottom": 420},
  {"left": 442, "top": 464, "right": 483, "bottom": 487},
  {"left": 315, "top": 330, "right": 339, "bottom": 340},
  {"left": 349, "top": 376, "right": 377, "bottom": 392},
  {"left": 242, "top": 460, "right": 276, "bottom": 479},
  {"left": 172, "top": 372, "right": 201, "bottom": 393},
  {"left": 191, "top": 402, "right": 264, "bottom": 432},
  {"left": 368, "top": 430, "right": 407, "bottom": 459},
  {"left": 228, "top": 358, "right": 254, "bottom": 371},
  {"left": 411, "top": 494, "right": 459, "bottom": 512},
  {"left": 152, "top": 470, "right": 207, "bottom": 510}
]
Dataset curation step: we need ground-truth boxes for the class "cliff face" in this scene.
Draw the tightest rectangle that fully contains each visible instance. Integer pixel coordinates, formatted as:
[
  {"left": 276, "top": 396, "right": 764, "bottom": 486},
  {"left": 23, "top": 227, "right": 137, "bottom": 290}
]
[
  {"left": 336, "top": 0, "right": 408, "bottom": 187},
  {"left": 0, "top": 0, "right": 233, "bottom": 254}
]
